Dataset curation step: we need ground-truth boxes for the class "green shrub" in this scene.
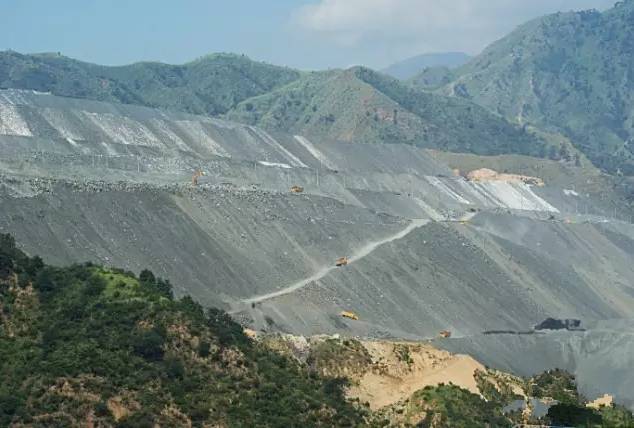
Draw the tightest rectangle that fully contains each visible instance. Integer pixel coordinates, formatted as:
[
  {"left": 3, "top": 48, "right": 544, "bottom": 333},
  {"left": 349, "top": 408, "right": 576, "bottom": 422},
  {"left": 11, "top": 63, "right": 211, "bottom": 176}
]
[
  {"left": 547, "top": 403, "right": 601, "bottom": 426},
  {"left": 198, "top": 340, "right": 211, "bottom": 358},
  {"left": 133, "top": 329, "right": 165, "bottom": 361},
  {"left": 94, "top": 400, "right": 110, "bottom": 417}
]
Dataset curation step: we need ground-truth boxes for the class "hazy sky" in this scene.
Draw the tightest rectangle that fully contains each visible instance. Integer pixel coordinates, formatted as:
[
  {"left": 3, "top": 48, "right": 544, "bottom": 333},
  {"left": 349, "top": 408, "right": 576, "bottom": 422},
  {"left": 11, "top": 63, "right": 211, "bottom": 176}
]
[{"left": 2, "top": 0, "right": 616, "bottom": 70}]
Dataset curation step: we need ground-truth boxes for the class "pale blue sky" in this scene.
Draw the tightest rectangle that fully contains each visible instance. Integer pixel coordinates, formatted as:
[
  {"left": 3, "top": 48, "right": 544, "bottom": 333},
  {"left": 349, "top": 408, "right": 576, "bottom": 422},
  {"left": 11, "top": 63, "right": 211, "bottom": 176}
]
[{"left": 2, "top": 0, "right": 616, "bottom": 70}]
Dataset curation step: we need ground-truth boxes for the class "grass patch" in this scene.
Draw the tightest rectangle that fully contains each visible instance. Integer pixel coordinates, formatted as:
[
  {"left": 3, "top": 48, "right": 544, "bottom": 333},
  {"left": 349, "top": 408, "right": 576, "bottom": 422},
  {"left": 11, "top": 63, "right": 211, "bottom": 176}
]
[{"left": 94, "top": 268, "right": 142, "bottom": 300}]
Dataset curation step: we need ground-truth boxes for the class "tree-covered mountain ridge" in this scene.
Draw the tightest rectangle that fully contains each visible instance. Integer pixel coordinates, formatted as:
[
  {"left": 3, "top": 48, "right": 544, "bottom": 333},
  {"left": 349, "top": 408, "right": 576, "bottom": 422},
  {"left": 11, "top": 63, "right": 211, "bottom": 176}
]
[{"left": 432, "top": 0, "right": 634, "bottom": 175}]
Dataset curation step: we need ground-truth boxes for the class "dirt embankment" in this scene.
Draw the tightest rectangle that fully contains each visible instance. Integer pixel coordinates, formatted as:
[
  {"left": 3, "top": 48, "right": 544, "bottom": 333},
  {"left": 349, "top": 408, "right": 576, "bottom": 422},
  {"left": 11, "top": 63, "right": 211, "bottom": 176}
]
[
  {"left": 348, "top": 340, "right": 486, "bottom": 410},
  {"left": 466, "top": 168, "right": 544, "bottom": 186},
  {"left": 262, "top": 334, "right": 496, "bottom": 410}
]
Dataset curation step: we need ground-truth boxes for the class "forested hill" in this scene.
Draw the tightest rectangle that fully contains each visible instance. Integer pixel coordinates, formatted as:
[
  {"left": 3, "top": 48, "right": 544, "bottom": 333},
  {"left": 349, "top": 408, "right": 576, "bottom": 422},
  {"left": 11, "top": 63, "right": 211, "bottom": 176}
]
[
  {"left": 435, "top": 0, "right": 634, "bottom": 175},
  {"left": 0, "top": 51, "right": 300, "bottom": 116},
  {"left": 226, "top": 66, "right": 548, "bottom": 157}
]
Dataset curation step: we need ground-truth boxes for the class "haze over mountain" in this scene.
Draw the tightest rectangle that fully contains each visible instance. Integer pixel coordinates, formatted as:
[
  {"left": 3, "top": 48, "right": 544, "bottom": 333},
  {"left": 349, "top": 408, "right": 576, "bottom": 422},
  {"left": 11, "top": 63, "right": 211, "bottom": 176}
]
[
  {"left": 381, "top": 52, "right": 470, "bottom": 80},
  {"left": 432, "top": 0, "right": 634, "bottom": 175}
]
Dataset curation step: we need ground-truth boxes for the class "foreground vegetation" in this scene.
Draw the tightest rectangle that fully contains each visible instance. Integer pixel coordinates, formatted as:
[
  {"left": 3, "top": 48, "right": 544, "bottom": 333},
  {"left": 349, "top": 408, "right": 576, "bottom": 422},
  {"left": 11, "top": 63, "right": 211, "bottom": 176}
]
[{"left": 0, "top": 233, "right": 364, "bottom": 427}]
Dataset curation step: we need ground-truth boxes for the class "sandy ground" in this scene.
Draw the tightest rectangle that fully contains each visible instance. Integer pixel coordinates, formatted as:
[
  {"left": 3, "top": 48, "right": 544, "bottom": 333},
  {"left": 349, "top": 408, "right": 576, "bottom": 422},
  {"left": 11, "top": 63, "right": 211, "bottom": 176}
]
[{"left": 347, "top": 341, "right": 485, "bottom": 410}]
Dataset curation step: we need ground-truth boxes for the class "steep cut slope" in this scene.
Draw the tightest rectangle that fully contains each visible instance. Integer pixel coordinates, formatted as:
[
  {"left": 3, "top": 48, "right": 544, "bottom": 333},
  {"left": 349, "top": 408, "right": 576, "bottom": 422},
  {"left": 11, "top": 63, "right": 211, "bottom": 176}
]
[
  {"left": 227, "top": 67, "right": 548, "bottom": 157},
  {"left": 0, "top": 51, "right": 300, "bottom": 115},
  {"left": 381, "top": 52, "right": 470, "bottom": 80},
  {"left": 263, "top": 334, "right": 632, "bottom": 426},
  {"left": 440, "top": 0, "right": 634, "bottom": 175},
  {"left": 239, "top": 215, "right": 634, "bottom": 339}
]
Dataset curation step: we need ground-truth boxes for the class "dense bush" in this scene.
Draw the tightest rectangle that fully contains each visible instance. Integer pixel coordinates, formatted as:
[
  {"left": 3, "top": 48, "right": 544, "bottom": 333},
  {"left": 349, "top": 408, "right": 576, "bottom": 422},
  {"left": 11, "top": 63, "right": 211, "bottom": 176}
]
[
  {"left": 528, "top": 368, "right": 581, "bottom": 404},
  {"left": 414, "top": 384, "right": 511, "bottom": 427},
  {"left": 547, "top": 403, "right": 601, "bottom": 426}
]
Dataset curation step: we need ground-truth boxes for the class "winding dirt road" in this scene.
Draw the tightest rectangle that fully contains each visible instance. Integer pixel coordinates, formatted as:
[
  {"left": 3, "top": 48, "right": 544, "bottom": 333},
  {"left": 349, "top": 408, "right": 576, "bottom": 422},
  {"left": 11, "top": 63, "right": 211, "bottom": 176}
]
[{"left": 243, "top": 218, "right": 430, "bottom": 304}]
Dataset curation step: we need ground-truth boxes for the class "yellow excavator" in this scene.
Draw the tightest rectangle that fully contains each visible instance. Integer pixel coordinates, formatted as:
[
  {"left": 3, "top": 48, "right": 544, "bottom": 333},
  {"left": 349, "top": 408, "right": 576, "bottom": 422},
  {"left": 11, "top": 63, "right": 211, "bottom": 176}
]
[
  {"left": 340, "top": 311, "right": 359, "bottom": 321},
  {"left": 335, "top": 256, "right": 349, "bottom": 267}
]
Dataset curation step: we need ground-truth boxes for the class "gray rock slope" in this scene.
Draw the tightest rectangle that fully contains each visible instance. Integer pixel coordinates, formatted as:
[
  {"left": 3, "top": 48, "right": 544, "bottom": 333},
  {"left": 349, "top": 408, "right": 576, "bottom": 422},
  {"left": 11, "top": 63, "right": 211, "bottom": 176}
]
[
  {"left": 438, "top": 320, "right": 634, "bottom": 409},
  {"left": 1, "top": 89, "right": 633, "bottom": 406},
  {"left": 241, "top": 214, "right": 634, "bottom": 338}
]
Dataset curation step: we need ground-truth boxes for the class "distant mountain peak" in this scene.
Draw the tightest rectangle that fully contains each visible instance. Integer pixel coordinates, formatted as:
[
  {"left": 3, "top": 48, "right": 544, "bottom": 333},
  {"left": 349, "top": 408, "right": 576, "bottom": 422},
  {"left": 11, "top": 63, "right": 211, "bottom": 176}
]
[{"left": 381, "top": 52, "right": 471, "bottom": 80}]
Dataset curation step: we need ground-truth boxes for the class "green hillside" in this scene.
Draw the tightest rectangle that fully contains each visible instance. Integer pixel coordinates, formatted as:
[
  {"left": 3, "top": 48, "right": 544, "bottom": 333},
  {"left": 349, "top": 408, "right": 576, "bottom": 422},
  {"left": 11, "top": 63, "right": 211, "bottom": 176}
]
[
  {"left": 0, "top": 51, "right": 300, "bottom": 115},
  {"left": 227, "top": 66, "right": 548, "bottom": 157},
  {"left": 438, "top": 0, "right": 634, "bottom": 175},
  {"left": 0, "top": 234, "right": 364, "bottom": 427}
]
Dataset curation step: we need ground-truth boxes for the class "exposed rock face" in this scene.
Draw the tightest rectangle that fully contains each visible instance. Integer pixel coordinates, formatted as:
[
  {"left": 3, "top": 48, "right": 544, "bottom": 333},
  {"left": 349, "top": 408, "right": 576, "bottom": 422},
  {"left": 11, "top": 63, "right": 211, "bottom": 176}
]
[
  {"left": 467, "top": 168, "right": 545, "bottom": 187},
  {"left": 586, "top": 394, "right": 614, "bottom": 410},
  {"left": 264, "top": 335, "right": 493, "bottom": 411}
]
